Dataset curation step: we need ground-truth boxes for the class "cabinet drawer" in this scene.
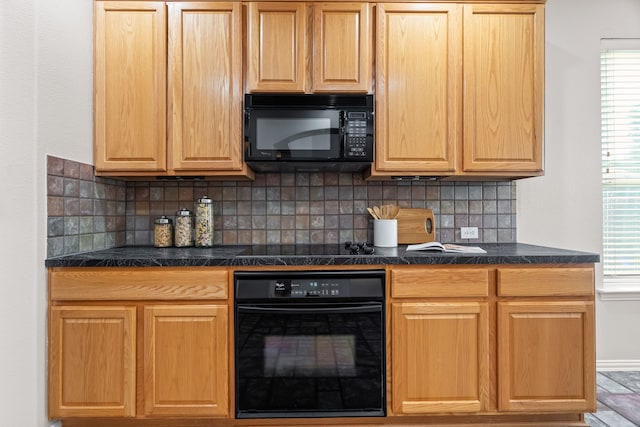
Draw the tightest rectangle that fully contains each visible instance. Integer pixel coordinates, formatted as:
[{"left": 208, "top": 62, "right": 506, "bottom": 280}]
[
  {"left": 50, "top": 267, "right": 228, "bottom": 301},
  {"left": 391, "top": 268, "right": 489, "bottom": 298},
  {"left": 497, "top": 267, "right": 594, "bottom": 297}
]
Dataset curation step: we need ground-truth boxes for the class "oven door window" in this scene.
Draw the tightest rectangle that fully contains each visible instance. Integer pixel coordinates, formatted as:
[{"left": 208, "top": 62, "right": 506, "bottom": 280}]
[
  {"left": 235, "top": 303, "right": 384, "bottom": 418},
  {"left": 249, "top": 110, "right": 341, "bottom": 160}
]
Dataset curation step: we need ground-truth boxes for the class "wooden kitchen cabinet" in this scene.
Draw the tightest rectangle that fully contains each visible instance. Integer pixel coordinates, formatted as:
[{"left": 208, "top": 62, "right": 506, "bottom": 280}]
[
  {"left": 247, "top": 2, "right": 372, "bottom": 93},
  {"left": 94, "top": 1, "right": 167, "bottom": 173},
  {"left": 371, "top": 2, "right": 544, "bottom": 179},
  {"left": 389, "top": 264, "right": 595, "bottom": 421},
  {"left": 373, "top": 3, "right": 462, "bottom": 176},
  {"left": 497, "top": 301, "right": 595, "bottom": 413},
  {"left": 167, "top": 2, "right": 244, "bottom": 173},
  {"left": 389, "top": 267, "right": 491, "bottom": 415},
  {"left": 312, "top": 2, "right": 372, "bottom": 92},
  {"left": 49, "top": 306, "right": 137, "bottom": 418},
  {"left": 462, "top": 3, "right": 544, "bottom": 174},
  {"left": 144, "top": 305, "right": 229, "bottom": 416},
  {"left": 48, "top": 267, "right": 231, "bottom": 421},
  {"left": 48, "top": 262, "right": 597, "bottom": 426},
  {"left": 497, "top": 266, "right": 596, "bottom": 413},
  {"left": 247, "top": 2, "right": 307, "bottom": 92},
  {"left": 391, "top": 302, "right": 490, "bottom": 414},
  {"left": 94, "top": 1, "right": 250, "bottom": 178}
]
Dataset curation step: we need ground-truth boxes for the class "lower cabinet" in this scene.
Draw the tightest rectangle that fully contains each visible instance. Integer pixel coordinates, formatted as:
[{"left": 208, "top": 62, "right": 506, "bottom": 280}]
[
  {"left": 389, "top": 264, "right": 596, "bottom": 420},
  {"left": 390, "top": 267, "right": 491, "bottom": 415},
  {"left": 49, "top": 304, "right": 229, "bottom": 419},
  {"left": 49, "top": 306, "right": 137, "bottom": 418},
  {"left": 497, "top": 301, "right": 595, "bottom": 412},
  {"left": 497, "top": 266, "right": 596, "bottom": 413},
  {"left": 391, "top": 301, "right": 490, "bottom": 414},
  {"left": 144, "top": 305, "right": 228, "bottom": 416},
  {"left": 48, "top": 267, "right": 230, "bottom": 421},
  {"left": 49, "top": 264, "right": 595, "bottom": 426}
]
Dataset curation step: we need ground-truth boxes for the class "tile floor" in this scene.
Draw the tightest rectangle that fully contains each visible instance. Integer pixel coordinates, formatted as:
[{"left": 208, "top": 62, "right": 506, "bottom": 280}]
[{"left": 587, "top": 371, "right": 640, "bottom": 426}]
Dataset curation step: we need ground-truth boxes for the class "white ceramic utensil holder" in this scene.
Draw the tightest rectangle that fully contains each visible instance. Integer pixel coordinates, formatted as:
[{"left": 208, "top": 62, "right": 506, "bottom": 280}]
[{"left": 373, "top": 219, "right": 398, "bottom": 247}]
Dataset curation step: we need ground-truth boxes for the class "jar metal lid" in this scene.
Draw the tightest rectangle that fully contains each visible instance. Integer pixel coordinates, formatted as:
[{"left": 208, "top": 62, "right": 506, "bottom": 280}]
[
  {"left": 197, "top": 196, "right": 212, "bottom": 204},
  {"left": 155, "top": 215, "right": 172, "bottom": 224},
  {"left": 177, "top": 208, "right": 191, "bottom": 216}
]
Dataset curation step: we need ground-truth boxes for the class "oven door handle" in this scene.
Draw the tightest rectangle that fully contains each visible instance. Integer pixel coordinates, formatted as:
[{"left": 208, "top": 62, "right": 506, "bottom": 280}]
[{"left": 236, "top": 304, "right": 382, "bottom": 314}]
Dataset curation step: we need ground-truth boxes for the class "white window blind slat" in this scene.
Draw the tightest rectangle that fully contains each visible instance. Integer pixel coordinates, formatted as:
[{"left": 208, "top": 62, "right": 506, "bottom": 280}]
[{"left": 601, "top": 39, "right": 640, "bottom": 276}]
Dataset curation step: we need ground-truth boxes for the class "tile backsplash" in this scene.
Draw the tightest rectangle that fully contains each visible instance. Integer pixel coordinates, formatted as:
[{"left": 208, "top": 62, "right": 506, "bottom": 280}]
[
  {"left": 47, "top": 156, "right": 126, "bottom": 257},
  {"left": 47, "top": 156, "right": 516, "bottom": 257}
]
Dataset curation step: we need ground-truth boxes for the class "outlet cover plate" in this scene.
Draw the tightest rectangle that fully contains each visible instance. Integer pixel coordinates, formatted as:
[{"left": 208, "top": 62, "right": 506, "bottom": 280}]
[{"left": 461, "top": 227, "right": 479, "bottom": 239}]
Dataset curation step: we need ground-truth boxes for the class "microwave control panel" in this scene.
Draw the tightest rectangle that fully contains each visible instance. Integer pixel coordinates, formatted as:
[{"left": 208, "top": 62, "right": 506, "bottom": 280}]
[{"left": 344, "top": 111, "right": 372, "bottom": 159}]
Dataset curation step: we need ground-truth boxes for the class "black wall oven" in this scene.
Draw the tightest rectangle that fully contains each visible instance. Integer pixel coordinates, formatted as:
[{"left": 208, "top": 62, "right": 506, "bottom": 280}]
[{"left": 234, "top": 270, "right": 385, "bottom": 419}]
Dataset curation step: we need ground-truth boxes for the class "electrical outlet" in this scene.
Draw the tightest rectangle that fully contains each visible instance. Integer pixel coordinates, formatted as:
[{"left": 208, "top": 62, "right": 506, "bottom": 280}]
[{"left": 461, "top": 227, "right": 479, "bottom": 239}]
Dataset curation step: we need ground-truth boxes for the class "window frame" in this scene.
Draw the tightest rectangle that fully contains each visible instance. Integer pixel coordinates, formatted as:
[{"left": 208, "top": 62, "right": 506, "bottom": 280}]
[{"left": 600, "top": 38, "right": 640, "bottom": 300}]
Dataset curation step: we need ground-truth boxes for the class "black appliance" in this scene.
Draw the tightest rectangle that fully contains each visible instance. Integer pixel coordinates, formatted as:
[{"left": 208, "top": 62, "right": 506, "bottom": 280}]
[
  {"left": 234, "top": 270, "right": 385, "bottom": 419},
  {"left": 244, "top": 94, "right": 374, "bottom": 172}
]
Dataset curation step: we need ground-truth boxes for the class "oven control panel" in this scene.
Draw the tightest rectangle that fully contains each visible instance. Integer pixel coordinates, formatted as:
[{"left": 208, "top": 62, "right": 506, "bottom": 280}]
[
  {"left": 234, "top": 270, "right": 385, "bottom": 301},
  {"left": 273, "top": 279, "right": 349, "bottom": 298}
]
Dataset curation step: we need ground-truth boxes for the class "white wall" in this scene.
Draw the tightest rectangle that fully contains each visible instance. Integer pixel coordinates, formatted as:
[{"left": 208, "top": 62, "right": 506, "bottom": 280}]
[
  {"left": 0, "top": 0, "right": 92, "bottom": 425},
  {"left": 518, "top": 0, "right": 640, "bottom": 365},
  {"left": 0, "top": 1, "right": 40, "bottom": 425},
  {"left": 1, "top": 0, "right": 639, "bottom": 424}
]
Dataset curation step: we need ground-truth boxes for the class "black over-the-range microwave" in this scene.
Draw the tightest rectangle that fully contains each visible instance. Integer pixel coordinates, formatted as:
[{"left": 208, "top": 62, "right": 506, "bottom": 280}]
[{"left": 244, "top": 93, "right": 374, "bottom": 172}]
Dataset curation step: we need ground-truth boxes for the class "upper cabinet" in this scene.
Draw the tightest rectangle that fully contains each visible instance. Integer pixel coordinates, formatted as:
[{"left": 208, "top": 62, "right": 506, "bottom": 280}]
[
  {"left": 247, "top": 2, "right": 372, "bottom": 93},
  {"left": 463, "top": 4, "right": 544, "bottom": 174},
  {"left": 94, "top": 1, "right": 251, "bottom": 178},
  {"left": 93, "top": 1, "right": 544, "bottom": 180},
  {"left": 94, "top": 1, "right": 167, "bottom": 173},
  {"left": 167, "top": 2, "right": 244, "bottom": 173},
  {"left": 313, "top": 2, "right": 372, "bottom": 92},
  {"left": 370, "top": 2, "right": 544, "bottom": 179},
  {"left": 374, "top": 3, "right": 462, "bottom": 175}
]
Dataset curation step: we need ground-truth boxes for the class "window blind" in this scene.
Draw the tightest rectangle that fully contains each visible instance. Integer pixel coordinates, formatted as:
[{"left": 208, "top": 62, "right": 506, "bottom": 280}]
[{"left": 601, "top": 39, "right": 640, "bottom": 276}]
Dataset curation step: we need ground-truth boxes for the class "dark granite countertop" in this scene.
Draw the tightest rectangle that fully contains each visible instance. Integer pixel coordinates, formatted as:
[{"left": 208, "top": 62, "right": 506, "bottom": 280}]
[{"left": 45, "top": 243, "right": 600, "bottom": 268}]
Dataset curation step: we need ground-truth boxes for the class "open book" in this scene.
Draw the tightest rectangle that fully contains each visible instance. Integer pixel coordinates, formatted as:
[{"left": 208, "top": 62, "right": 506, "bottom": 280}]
[{"left": 406, "top": 242, "right": 487, "bottom": 253}]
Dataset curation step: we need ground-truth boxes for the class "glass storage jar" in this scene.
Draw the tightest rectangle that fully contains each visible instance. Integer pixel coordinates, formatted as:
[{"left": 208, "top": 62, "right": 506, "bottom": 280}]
[
  {"left": 195, "top": 196, "right": 214, "bottom": 247},
  {"left": 154, "top": 216, "right": 173, "bottom": 248},
  {"left": 174, "top": 208, "right": 193, "bottom": 247}
]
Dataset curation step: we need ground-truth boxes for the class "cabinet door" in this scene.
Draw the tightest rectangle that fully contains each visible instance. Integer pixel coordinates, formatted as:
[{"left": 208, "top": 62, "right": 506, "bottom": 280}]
[
  {"left": 497, "top": 301, "right": 596, "bottom": 412},
  {"left": 144, "top": 305, "right": 229, "bottom": 417},
  {"left": 374, "top": 4, "right": 461, "bottom": 175},
  {"left": 49, "top": 306, "right": 136, "bottom": 418},
  {"left": 94, "top": 1, "right": 167, "bottom": 172},
  {"left": 463, "top": 4, "right": 544, "bottom": 173},
  {"left": 312, "top": 3, "right": 371, "bottom": 92},
  {"left": 391, "top": 302, "right": 490, "bottom": 414},
  {"left": 248, "top": 2, "right": 308, "bottom": 92},
  {"left": 168, "top": 2, "right": 243, "bottom": 172}
]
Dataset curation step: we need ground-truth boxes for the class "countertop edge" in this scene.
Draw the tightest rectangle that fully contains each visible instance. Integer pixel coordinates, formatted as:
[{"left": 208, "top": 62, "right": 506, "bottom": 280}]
[{"left": 45, "top": 243, "right": 601, "bottom": 268}]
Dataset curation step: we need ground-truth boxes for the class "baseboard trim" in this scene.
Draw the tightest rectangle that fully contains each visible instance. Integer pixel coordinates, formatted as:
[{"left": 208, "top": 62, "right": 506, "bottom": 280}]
[{"left": 597, "top": 359, "right": 640, "bottom": 371}]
